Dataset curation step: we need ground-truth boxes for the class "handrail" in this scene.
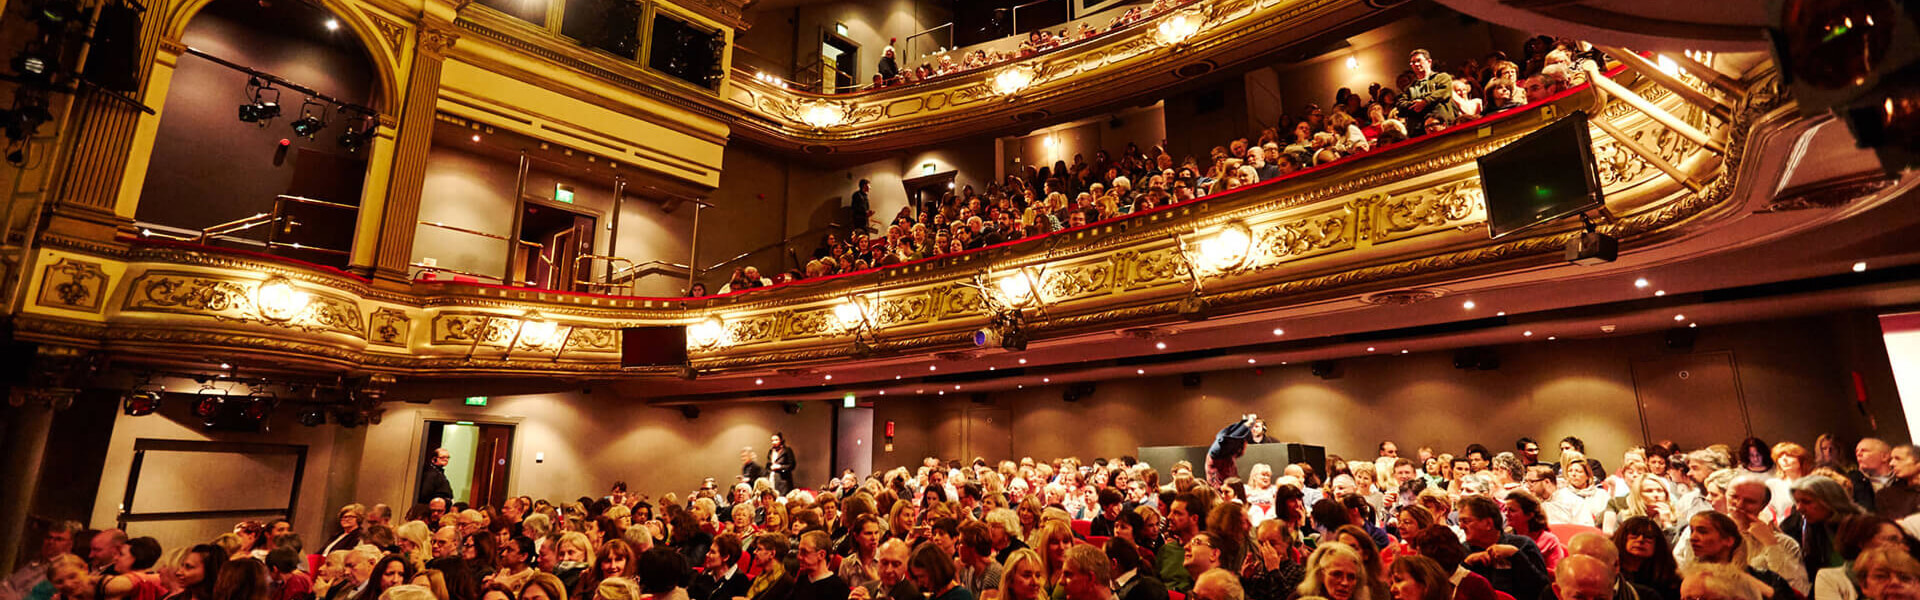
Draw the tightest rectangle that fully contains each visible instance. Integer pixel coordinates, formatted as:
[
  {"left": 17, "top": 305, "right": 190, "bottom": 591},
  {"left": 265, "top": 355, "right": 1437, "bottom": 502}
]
[
  {"left": 699, "top": 221, "right": 845, "bottom": 276},
  {"left": 903, "top": 22, "right": 955, "bottom": 64},
  {"left": 411, "top": 263, "right": 505, "bottom": 283},
  {"left": 276, "top": 195, "right": 358, "bottom": 210},
  {"left": 574, "top": 254, "right": 636, "bottom": 296},
  {"left": 420, "top": 220, "right": 511, "bottom": 242},
  {"left": 193, "top": 213, "right": 273, "bottom": 243}
]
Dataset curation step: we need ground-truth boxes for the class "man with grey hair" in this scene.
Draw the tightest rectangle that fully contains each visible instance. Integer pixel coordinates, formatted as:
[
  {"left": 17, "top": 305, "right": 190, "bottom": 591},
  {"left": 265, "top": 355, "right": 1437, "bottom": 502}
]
[
  {"left": 1490, "top": 452, "right": 1527, "bottom": 499},
  {"left": 1552, "top": 555, "right": 1614, "bottom": 600},
  {"left": 1062, "top": 545, "right": 1115, "bottom": 600},
  {"left": 1675, "top": 476, "right": 1808, "bottom": 595},
  {"left": 1563, "top": 532, "right": 1661, "bottom": 600},
  {"left": 1192, "top": 569, "right": 1244, "bottom": 600}
]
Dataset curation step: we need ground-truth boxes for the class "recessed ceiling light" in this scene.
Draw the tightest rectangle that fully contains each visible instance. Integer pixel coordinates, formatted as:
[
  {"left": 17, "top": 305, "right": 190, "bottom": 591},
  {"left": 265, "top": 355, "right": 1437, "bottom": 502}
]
[
  {"left": 955, "top": 385, "right": 961, "bottom": 390},
  {"left": 1136, "top": 369, "right": 1145, "bottom": 375},
  {"left": 1017, "top": 385, "right": 1023, "bottom": 389},
  {"left": 1673, "top": 314, "right": 1686, "bottom": 321},
  {"left": 895, "top": 375, "right": 901, "bottom": 380},
  {"left": 879, "top": 390, "right": 886, "bottom": 395},
  {"left": 755, "top": 378, "right": 763, "bottom": 385},
  {"left": 1547, "top": 336, "right": 1557, "bottom": 340},
  {"left": 1281, "top": 361, "right": 1288, "bottom": 365},
  {"left": 1634, "top": 278, "right": 1649, "bottom": 288},
  {"left": 1496, "top": 311, "right": 1507, "bottom": 316},
  {"left": 1523, "top": 331, "right": 1533, "bottom": 337},
  {"left": 929, "top": 365, "right": 937, "bottom": 371},
  {"left": 1043, "top": 378, "right": 1050, "bottom": 383},
  {"left": 470, "top": 134, "right": 481, "bottom": 142},
  {"left": 1155, "top": 342, "right": 1166, "bottom": 350},
  {"left": 1367, "top": 347, "right": 1376, "bottom": 352},
  {"left": 938, "top": 390, "right": 945, "bottom": 395},
  {"left": 1272, "top": 328, "right": 1284, "bottom": 336},
  {"left": 1018, "top": 358, "right": 1028, "bottom": 364},
  {"left": 1247, "top": 358, "right": 1257, "bottom": 364},
  {"left": 220, "top": 362, "right": 232, "bottom": 370},
  {"left": 989, "top": 366, "right": 996, "bottom": 370},
  {"left": 1655, "top": 290, "right": 1666, "bottom": 296},
  {"left": 1400, "top": 349, "right": 1408, "bottom": 354},
  {"left": 1689, "top": 322, "right": 1697, "bottom": 328},
  {"left": 917, "top": 389, "right": 924, "bottom": 394},
  {"left": 1854, "top": 261, "right": 1868, "bottom": 272},
  {"left": 324, "top": 18, "right": 339, "bottom": 31},
  {"left": 1462, "top": 300, "right": 1476, "bottom": 310}
]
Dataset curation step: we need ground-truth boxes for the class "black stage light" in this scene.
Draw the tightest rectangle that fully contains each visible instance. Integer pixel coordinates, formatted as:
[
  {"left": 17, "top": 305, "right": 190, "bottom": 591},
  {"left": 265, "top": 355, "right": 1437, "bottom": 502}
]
[
  {"left": 289, "top": 99, "right": 327, "bottom": 138},
  {"left": 239, "top": 100, "right": 280, "bottom": 123},
  {"left": 335, "top": 409, "right": 361, "bottom": 428},
  {"left": 123, "top": 390, "right": 161, "bottom": 416},
  {"left": 11, "top": 50, "right": 57, "bottom": 84},
  {"left": 337, "top": 118, "right": 374, "bottom": 151},
  {"left": 297, "top": 407, "right": 326, "bottom": 426},
  {"left": 2, "top": 102, "right": 53, "bottom": 142}
]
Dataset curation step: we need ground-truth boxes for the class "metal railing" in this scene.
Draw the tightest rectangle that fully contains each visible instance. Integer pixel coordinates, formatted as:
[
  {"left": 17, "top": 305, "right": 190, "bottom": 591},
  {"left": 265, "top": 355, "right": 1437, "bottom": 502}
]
[
  {"left": 573, "top": 254, "right": 637, "bottom": 296},
  {"left": 1011, "top": 0, "right": 1069, "bottom": 36}
]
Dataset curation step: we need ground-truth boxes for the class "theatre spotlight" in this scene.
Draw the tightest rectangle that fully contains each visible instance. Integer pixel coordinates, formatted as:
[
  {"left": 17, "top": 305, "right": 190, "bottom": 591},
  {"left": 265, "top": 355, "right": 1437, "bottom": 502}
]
[
  {"left": 11, "top": 46, "right": 58, "bottom": 85},
  {"left": 193, "top": 395, "right": 223, "bottom": 426},
  {"left": 297, "top": 406, "right": 326, "bottom": 426},
  {"left": 337, "top": 113, "right": 376, "bottom": 152},
  {"left": 242, "top": 390, "right": 274, "bottom": 422},
  {"left": 123, "top": 388, "right": 161, "bottom": 416},
  {"left": 289, "top": 99, "right": 327, "bottom": 138},
  {"left": 334, "top": 409, "right": 361, "bottom": 428},
  {"left": 238, "top": 78, "right": 281, "bottom": 124}
]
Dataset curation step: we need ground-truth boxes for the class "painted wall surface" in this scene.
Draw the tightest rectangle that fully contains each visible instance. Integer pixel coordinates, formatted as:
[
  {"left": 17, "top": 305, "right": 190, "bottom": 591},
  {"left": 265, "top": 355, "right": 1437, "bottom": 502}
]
[
  {"left": 1882, "top": 313, "right": 1920, "bottom": 435},
  {"left": 1001, "top": 105, "right": 1168, "bottom": 178},
  {"left": 414, "top": 144, "right": 695, "bottom": 293},
  {"left": 351, "top": 393, "right": 836, "bottom": 510},
  {"left": 870, "top": 314, "right": 1908, "bottom": 473},
  {"left": 791, "top": 0, "right": 952, "bottom": 86},
  {"left": 1161, "top": 76, "right": 1249, "bottom": 165},
  {"left": 90, "top": 399, "right": 364, "bottom": 549}
]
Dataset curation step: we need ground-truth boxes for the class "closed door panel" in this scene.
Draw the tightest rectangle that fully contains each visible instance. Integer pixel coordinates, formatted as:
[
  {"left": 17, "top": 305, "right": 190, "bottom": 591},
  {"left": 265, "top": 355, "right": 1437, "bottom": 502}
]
[{"left": 1630, "top": 351, "right": 1751, "bottom": 448}]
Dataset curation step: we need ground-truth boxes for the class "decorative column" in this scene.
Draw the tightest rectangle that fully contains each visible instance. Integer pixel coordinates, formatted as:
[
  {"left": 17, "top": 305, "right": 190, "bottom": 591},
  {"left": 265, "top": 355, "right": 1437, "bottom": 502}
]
[{"left": 367, "top": 22, "right": 458, "bottom": 285}]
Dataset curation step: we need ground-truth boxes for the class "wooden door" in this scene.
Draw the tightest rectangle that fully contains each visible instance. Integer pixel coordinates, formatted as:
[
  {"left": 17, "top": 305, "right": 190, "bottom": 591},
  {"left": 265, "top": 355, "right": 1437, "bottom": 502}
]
[
  {"left": 1630, "top": 351, "right": 1751, "bottom": 448},
  {"left": 468, "top": 424, "right": 515, "bottom": 508}
]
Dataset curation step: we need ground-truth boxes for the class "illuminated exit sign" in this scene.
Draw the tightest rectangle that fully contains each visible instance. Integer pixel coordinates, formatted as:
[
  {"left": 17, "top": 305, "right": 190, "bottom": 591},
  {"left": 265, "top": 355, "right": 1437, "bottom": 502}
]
[{"left": 464, "top": 396, "right": 489, "bottom": 406}]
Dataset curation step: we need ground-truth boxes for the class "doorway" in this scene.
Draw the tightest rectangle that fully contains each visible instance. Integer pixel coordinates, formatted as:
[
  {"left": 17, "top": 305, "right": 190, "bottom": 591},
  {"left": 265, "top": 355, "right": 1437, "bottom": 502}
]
[
  {"left": 508, "top": 199, "right": 597, "bottom": 291},
  {"left": 821, "top": 33, "right": 858, "bottom": 93},
  {"left": 902, "top": 170, "right": 957, "bottom": 223},
  {"left": 423, "top": 421, "right": 516, "bottom": 507}
]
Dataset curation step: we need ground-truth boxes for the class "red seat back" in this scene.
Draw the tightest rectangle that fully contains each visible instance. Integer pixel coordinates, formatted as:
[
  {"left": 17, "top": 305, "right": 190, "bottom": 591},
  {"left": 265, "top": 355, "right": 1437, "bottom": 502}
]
[
  {"left": 1071, "top": 520, "right": 1092, "bottom": 538},
  {"left": 1547, "top": 523, "right": 1602, "bottom": 543}
]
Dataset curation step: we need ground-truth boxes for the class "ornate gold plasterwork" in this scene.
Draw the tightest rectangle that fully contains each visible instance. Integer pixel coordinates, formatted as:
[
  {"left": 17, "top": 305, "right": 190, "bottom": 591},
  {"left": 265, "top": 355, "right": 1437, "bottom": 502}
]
[
  {"left": 871, "top": 294, "right": 933, "bottom": 329},
  {"left": 429, "top": 313, "right": 517, "bottom": 347},
  {"left": 368, "top": 308, "right": 411, "bottom": 346},
  {"left": 1119, "top": 247, "right": 1190, "bottom": 290},
  {"left": 37, "top": 258, "right": 109, "bottom": 312},
  {"left": 366, "top": 12, "right": 410, "bottom": 52},
  {"left": 1246, "top": 206, "right": 1354, "bottom": 270},
  {"left": 121, "top": 272, "right": 366, "bottom": 337},
  {"left": 1365, "top": 180, "right": 1485, "bottom": 244},
  {"left": 1039, "top": 262, "right": 1114, "bottom": 302}
]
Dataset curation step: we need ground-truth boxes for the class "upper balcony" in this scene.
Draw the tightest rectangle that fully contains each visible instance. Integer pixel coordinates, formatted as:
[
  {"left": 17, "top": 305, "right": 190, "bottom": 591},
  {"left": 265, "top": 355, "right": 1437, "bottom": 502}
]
[
  {"left": 721, "top": 0, "right": 1405, "bottom": 155},
  {"left": 18, "top": 51, "right": 1908, "bottom": 404}
]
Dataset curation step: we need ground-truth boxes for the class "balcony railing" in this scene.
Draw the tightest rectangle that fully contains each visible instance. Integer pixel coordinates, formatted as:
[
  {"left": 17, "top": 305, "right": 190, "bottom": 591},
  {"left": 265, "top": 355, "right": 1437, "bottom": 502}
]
[{"left": 6, "top": 59, "right": 1793, "bottom": 380}]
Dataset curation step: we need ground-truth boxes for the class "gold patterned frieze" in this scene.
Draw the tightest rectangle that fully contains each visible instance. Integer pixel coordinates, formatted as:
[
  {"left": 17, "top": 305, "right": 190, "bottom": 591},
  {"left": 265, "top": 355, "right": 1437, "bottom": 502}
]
[{"left": 121, "top": 271, "right": 367, "bottom": 338}]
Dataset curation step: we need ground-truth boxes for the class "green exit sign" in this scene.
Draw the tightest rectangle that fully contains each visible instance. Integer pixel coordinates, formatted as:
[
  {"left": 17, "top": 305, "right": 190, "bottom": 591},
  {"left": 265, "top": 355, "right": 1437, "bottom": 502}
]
[
  {"left": 554, "top": 184, "right": 575, "bottom": 203},
  {"left": 464, "top": 396, "right": 489, "bottom": 406},
  {"left": 843, "top": 393, "right": 856, "bottom": 408}
]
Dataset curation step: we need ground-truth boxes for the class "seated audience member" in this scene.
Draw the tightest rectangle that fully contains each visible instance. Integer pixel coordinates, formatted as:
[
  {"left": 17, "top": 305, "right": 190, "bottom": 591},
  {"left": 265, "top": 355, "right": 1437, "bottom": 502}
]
[
  {"left": 1389, "top": 555, "right": 1456, "bottom": 600},
  {"left": 1612, "top": 517, "right": 1681, "bottom": 600},
  {"left": 1456, "top": 497, "right": 1550, "bottom": 600}
]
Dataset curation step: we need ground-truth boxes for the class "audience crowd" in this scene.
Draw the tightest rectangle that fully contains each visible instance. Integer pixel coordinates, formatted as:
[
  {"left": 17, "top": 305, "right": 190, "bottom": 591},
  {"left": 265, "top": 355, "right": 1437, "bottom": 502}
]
[
  {"left": 710, "top": 36, "right": 1600, "bottom": 295},
  {"left": 12, "top": 428, "right": 1920, "bottom": 600},
  {"left": 871, "top": 0, "right": 1190, "bottom": 91}
]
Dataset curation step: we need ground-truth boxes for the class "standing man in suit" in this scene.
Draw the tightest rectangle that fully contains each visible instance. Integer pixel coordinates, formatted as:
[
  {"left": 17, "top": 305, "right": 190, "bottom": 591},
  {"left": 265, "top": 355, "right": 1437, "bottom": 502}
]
[
  {"left": 851, "top": 179, "right": 874, "bottom": 236},
  {"left": 417, "top": 447, "right": 454, "bottom": 505},
  {"left": 741, "top": 447, "right": 767, "bottom": 483},
  {"left": 769, "top": 432, "right": 797, "bottom": 493}
]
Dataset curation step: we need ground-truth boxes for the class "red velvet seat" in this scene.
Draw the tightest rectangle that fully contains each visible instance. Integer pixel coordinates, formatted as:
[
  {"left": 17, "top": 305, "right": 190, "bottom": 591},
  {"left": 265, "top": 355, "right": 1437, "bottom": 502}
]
[
  {"left": 1548, "top": 523, "right": 1603, "bottom": 543},
  {"left": 1071, "top": 519, "right": 1092, "bottom": 538}
]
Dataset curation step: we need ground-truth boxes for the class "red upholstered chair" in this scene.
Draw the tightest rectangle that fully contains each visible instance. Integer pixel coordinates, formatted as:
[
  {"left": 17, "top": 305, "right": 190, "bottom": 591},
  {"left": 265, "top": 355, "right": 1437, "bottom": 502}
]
[
  {"left": 1085, "top": 535, "right": 1110, "bottom": 548},
  {"left": 1169, "top": 591, "right": 1186, "bottom": 600},
  {"left": 1072, "top": 520, "right": 1092, "bottom": 538},
  {"left": 1495, "top": 591, "right": 1516, "bottom": 600}
]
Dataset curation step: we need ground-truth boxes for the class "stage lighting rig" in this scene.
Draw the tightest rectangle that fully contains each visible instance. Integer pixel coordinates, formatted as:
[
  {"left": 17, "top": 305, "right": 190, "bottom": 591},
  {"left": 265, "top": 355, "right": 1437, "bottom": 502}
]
[
  {"left": 289, "top": 98, "right": 327, "bottom": 138},
  {"left": 238, "top": 78, "right": 282, "bottom": 124},
  {"left": 337, "top": 111, "right": 375, "bottom": 151}
]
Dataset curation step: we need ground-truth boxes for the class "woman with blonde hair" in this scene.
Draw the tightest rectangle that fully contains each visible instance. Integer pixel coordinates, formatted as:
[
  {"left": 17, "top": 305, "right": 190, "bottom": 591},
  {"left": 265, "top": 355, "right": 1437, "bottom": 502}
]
[
  {"left": 995, "top": 548, "right": 1046, "bottom": 600},
  {"left": 1548, "top": 452, "right": 1606, "bottom": 527},
  {"left": 1298, "top": 542, "right": 1372, "bottom": 600},
  {"left": 1028, "top": 520, "right": 1074, "bottom": 597},
  {"left": 1604, "top": 474, "right": 1676, "bottom": 536},
  {"left": 394, "top": 522, "right": 431, "bottom": 568}
]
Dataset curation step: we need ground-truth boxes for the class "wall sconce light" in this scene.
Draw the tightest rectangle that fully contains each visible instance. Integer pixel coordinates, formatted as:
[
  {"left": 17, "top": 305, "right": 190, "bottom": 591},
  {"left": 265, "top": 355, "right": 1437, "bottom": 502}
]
[
  {"left": 833, "top": 295, "right": 872, "bottom": 332},
  {"left": 1155, "top": 10, "right": 1204, "bottom": 47},
  {"left": 997, "top": 268, "right": 1041, "bottom": 307},
  {"left": 1198, "top": 221, "right": 1254, "bottom": 272},
  {"left": 687, "top": 315, "right": 726, "bottom": 349},
  {"left": 992, "top": 64, "right": 1036, "bottom": 98},
  {"left": 1345, "top": 56, "right": 1359, "bottom": 70},
  {"left": 255, "top": 276, "right": 311, "bottom": 321},
  {"left": 799, "top": 100, "right": 849, "bottom": 129},
  {"left": 517, "top": 309, "right": 557, "bottom": 349}
]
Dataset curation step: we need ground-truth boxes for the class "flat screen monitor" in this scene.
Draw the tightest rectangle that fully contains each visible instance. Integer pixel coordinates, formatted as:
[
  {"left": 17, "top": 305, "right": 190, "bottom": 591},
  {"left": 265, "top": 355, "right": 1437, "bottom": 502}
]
[
  {"left": 621, "top": 326, "right": 688, "bottom": 367},
  {"left": 1477, "top": 110, "right": 1605, "bottom": 239}
]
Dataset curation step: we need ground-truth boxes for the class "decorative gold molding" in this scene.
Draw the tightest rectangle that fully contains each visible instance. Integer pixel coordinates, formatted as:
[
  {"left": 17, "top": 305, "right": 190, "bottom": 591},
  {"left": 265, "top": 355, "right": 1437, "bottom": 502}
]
[{"left": 37, "top": 258, "right": 110, "bottom": 312}]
